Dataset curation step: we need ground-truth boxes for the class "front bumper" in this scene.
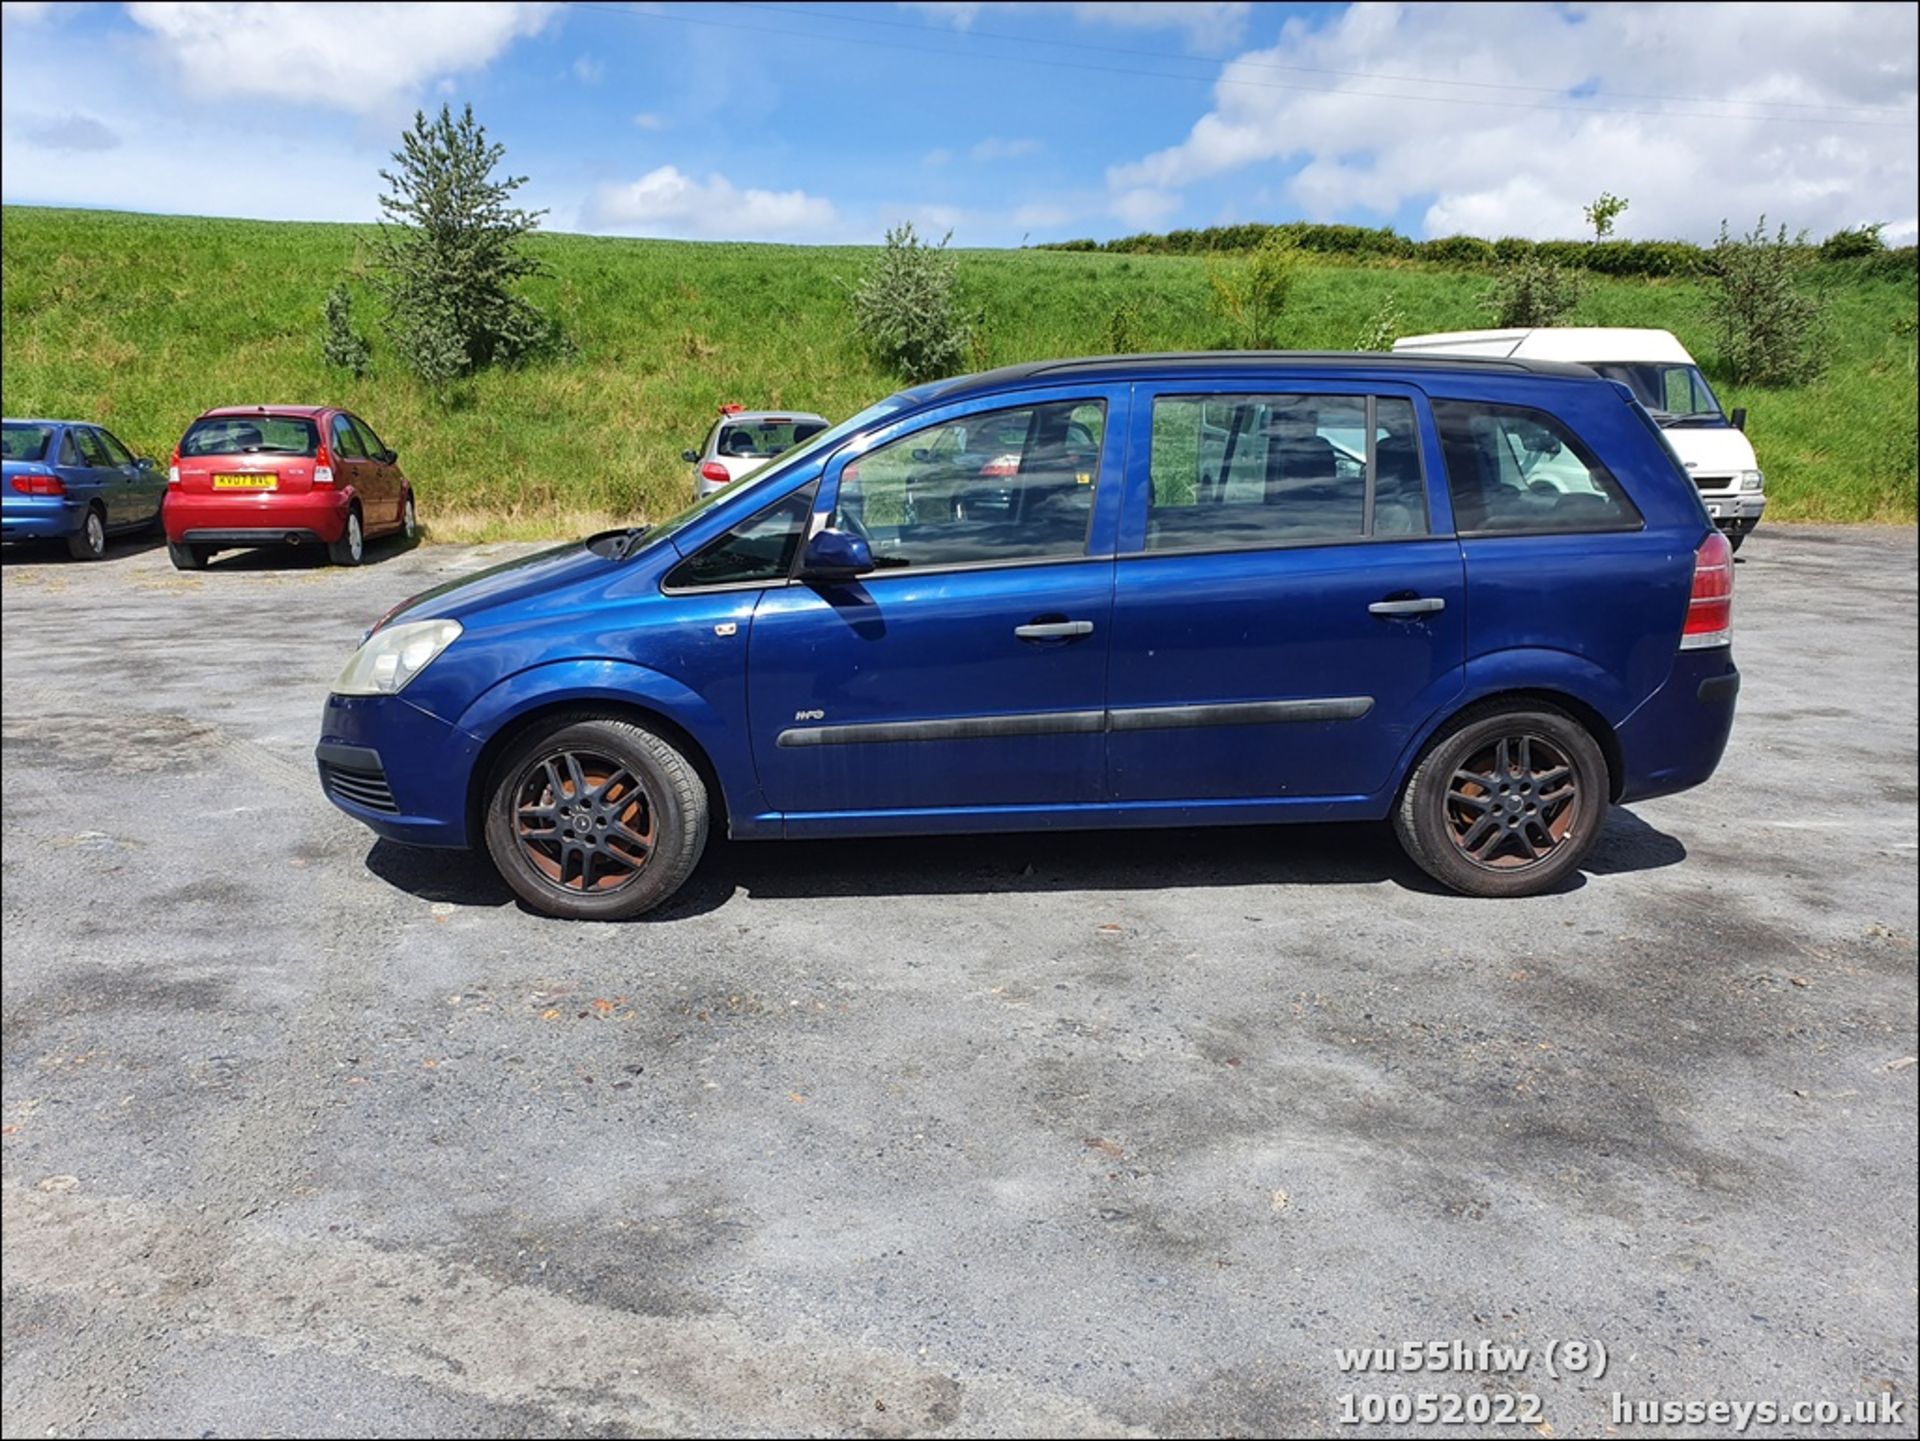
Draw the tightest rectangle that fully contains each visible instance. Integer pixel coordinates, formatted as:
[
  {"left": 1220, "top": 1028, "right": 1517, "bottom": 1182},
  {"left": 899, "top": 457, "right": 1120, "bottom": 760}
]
[
  {"left": 317, "top": 691, "right": 483, "bottom": 848},
  {"left": 1699, "top": 491, "right": 1765, "bottom": 531},
  {"left": 165, "top": 488, "right": 352, "bottom": 546},
  {"left": 1, "top": 496, "right": 87, "bottom": 541}
]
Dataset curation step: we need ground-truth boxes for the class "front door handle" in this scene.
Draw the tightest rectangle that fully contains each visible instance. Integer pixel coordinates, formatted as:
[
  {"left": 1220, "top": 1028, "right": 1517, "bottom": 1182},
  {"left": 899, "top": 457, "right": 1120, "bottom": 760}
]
[
  {"left": 1014, "top": 619, "right": 1094, "bottom": 640},
  {"left": 1369, "top": 597, "right": 1446, "bottom": 617}
]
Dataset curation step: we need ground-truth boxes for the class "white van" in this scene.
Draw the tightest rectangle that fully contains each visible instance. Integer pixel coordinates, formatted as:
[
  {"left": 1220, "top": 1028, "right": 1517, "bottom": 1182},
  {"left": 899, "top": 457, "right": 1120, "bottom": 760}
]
[{"left": 1392, "top": 328, "right": 1765, "bottom": 548}]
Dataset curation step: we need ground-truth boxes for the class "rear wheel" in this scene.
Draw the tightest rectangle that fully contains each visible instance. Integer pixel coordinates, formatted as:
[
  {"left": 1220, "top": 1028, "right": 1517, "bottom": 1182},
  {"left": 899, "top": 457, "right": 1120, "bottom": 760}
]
[
  {"left": 1394, "top": 703, "right": 1610, "bottom": 897},
  {"left": 328, "top": 507, "right": 364, "bottom": 566},
  {"left": 167, "top": 538, "right": 210, "bottom": 571},
  {"left": 67, "top": 507, "right": 107, "bottom": 561},
  {"left": 483, "top": 717, "right": 708, "bottom": 920}
]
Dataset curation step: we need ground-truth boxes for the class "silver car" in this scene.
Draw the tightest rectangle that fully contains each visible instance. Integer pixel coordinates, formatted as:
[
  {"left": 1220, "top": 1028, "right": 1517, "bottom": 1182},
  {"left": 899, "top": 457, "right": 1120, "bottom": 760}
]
[{"left": 684, "top": 407, "right": 830, "bottom": 498}]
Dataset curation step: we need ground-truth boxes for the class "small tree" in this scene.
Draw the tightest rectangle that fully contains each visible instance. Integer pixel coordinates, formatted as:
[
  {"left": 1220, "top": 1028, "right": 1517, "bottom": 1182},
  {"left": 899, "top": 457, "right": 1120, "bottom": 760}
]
[
  {"left": 1487, "top": 253, "right": 1582, "bottom": 327},
  {"left": 1705, "top": 216, "right": 1825, "bottom": 385},
  {"left": 851, "top": 223, "right": 972, "bottom": 384},
  {"left": 1207, "top": 232, "right": 1299, "bottom": 348},
  {"left": 373, "top": 103, "right": 560, "bottom": 386},
  {"left": 321, "top": 282, "right": 372, "bottom": 378},
  {"left": 1352, "top": 292, "right": 1404, "bottom": 351},
  {"left": 1819, "top": 222, "right": 1886, "bottom": 262},
  {"left": 1583, "top": 192, "right": 1629, "bottom": 240}
]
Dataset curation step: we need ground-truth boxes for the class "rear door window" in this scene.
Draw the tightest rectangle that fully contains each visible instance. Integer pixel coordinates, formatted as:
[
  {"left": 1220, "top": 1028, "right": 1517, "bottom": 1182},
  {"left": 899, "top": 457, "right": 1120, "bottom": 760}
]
[
  {"left": 330, "top": 414, "right": 365, "bottom": 458},
  {"left": 1432, "top": 400, "right": 1642, "bottom": 535},
  {"left": 73, "top": 429, "right": 111, "bottom": 467},
  {"left": 1144, "top": 393, "right": 1426, "bottom": 549}
]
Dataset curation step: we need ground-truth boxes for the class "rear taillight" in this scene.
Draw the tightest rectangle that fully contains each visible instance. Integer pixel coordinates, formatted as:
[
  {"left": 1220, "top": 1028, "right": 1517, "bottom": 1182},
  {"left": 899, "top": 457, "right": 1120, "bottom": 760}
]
[
  {"left": 314, "top": 444, "right": 334, "bottom": 486},
  {"left": 9, "top": 472, "right": 64, "bottom": 495},
  {"left": 1680, "top": 530, "right": 1733, "bottom": 649},
  {"left": 168, "top": 448, "right": 180, "bottom": 485},
  {"left": 699, "top": 461, "right": 731, "bottom": 485}
]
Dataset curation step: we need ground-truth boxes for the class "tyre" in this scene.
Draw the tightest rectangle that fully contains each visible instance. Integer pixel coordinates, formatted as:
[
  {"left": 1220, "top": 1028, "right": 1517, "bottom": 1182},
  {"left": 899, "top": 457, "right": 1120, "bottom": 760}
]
[
  {"left": 483, "top": 716, "right": 709, "bottom": 920},
  {"left": 67, "top": 507, "right": 107, "bottom": 561},
  {"left": 1393, "top": 702, "right": 1610, "bottom": 898},
  {"left": 400, "top": 492, "right": 418, "bottom": 542},
  {"left": 167, "top": 538, "right": 210, "bottom": 571},
  {"left": 328, "top": 507, "right": 364, "bottom": 566}
]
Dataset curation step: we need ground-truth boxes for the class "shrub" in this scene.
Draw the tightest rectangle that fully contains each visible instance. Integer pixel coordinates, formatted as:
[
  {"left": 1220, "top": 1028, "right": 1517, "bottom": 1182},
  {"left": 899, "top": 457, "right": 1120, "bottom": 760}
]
[
  {"left": 373, "top": 103, "right": 562, "bottom": 386},
  {"left": 1351, "top": 292, "right": 1404, "bottom": 351},
  {"left": 1206, "top": 232, "right": 1300, "bottom": 348},
  {"left": 1584, "top": 192, "right": 1629, "bottom": 240},
  {"left": 321, "top": 281, "right": 371, "bottom": 378},
  {"left": 1103, "top": 300, "right": 1146, "bottom": 354},
  {"left": 851, "top": 222, "right": 972, "bottom": 383},
  {"left": 1705, "top": 217, "right": 1825, "bottom": 385},
  {"left": 1820, "top": 223, "right": 1887, "bottom": 262},
  {"left": 1422, "top": 235, "right": 1497, "bottom": 267},
  {"left": 1487, "top": 252, "right": 1583, "bottom": 327},
  {"left": 1491, "top": 236, "right": 1536, "bottom": 266}
]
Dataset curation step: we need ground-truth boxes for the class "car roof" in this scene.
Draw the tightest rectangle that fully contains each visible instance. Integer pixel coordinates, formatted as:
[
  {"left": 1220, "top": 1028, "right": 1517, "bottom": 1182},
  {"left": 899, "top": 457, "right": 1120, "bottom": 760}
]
[
  {"left": 911, "top": 350, "right": 1597, "bottom": 405},
  {"left": 718, "top": 410, "right": 829, "bottom": 423},
  {"left": 3, "top": 417, "right": 93, "bottom": 427},
  {"left": 1394, "top": 328, "right": 1694, "bottom": 365},
  {"left": 196, "top": 405, "right": 333, "bottom": 419}
]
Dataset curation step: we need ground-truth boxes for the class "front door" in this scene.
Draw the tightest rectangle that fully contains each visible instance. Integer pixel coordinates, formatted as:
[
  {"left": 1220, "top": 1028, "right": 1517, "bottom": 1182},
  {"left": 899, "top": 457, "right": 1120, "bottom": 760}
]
[
  {"left": 1105, "top": 383, "right": 1467, "bottom": 806},
  {"left": 747, "top": 389, "right": 1124, "bottom": 823}
]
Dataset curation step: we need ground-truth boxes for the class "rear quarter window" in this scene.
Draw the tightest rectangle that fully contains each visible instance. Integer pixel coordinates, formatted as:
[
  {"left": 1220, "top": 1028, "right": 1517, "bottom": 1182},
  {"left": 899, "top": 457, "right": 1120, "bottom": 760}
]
[{"left": 1431, "top": 399, "right": 1641, "bottom": 535}]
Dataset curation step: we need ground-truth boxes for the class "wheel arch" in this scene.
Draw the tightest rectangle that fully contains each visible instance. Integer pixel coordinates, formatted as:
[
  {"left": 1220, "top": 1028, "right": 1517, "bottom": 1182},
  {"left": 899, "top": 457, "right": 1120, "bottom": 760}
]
[{"left": 1399, "top": 686, "right": 1626, "bottom": 804}]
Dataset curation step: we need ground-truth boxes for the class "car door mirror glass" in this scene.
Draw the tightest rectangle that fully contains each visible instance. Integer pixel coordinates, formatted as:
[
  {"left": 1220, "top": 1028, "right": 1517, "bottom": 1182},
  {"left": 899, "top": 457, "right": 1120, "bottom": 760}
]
[
  {"left": 799, "top": 528, "right": 874, "bottom": 581},
  {"left": 682, "top": 449, "right": 700, "bottom": 463}
]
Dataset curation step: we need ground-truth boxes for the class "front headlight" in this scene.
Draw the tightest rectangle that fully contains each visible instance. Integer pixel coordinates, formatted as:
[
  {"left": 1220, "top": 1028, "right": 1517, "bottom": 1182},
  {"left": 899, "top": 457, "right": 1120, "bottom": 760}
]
[
  {"left": 332, "top": 618, "right": 461, "bottom": 696},
  {"left": 1739, "top": 470, "right": 1765, "bottom": 491}
]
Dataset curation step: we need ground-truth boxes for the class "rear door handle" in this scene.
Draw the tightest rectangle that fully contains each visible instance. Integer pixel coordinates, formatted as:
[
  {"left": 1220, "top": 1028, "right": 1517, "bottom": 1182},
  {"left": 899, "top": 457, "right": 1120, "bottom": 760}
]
[
  {"left": 1369, "top": 597, "right": 1446, "bottom": 616},
  {"left": 1014, "top": 620, "right": 1094, "bottom": 640}
]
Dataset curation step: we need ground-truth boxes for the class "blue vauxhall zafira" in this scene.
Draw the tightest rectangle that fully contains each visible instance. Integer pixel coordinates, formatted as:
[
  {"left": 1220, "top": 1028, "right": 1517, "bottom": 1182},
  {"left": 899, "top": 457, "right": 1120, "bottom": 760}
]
[{"left": 317, "top": 352, "right": 1739, "bottom": 920}]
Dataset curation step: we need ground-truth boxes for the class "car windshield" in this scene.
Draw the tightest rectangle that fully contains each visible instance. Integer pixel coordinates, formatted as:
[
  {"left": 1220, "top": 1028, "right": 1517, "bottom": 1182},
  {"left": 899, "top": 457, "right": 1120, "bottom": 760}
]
[
  {"left": 181, "top": 415, "right": 319, "bottom": 456},
  {"left": 640, "top": 397, "right": 907, "bottom": 550},
  {"left": 1588, "top": 363, "right": 1724, "bottom": 423},
  {"left": 2, "top": 422, "right": 53, "bottom": 461},
  {"left": 717, "top": 417, "right": 827, "bottom": 460}
]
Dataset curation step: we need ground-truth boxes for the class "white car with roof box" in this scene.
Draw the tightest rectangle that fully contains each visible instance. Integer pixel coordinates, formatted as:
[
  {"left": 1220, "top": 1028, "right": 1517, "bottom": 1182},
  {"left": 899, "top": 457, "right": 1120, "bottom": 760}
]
[
  {"left": 684, "top": 404, "right": 830, "bottom": 498},
  {"left": 1393, "top": 328, "right": 1766, "bottom": 548}
]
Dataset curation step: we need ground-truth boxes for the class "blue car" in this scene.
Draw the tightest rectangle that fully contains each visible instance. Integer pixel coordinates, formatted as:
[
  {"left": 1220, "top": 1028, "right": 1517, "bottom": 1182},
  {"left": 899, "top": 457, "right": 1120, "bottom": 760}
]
[
  {"left": 318, "top": 353, "right": 1738, "bottom": 919},
  {"left": 2, "top": 418, "right": 166, "bottom": 559}
]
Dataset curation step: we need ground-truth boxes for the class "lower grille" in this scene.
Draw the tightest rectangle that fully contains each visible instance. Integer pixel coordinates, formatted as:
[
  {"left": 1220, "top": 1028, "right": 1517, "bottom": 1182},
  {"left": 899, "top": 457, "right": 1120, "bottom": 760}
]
[
  {"left": 1691, "top": 473, "right": 1735, "bottom": 493},
  {"left": 322, "top": 761, "right": 398, "bottom": 814}
]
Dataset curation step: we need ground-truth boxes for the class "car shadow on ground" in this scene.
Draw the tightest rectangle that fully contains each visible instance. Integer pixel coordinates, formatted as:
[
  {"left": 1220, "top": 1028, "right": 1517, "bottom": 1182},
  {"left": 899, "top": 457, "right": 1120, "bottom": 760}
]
[
  {"left": 0, "top": 532, "right": 167, "bottom": 567},
  {"left": 364, "top": 807, "right": 1686, "bottom": 922},
  {"left": 198, "top": 531, "right": 423, "bottom": 572}
]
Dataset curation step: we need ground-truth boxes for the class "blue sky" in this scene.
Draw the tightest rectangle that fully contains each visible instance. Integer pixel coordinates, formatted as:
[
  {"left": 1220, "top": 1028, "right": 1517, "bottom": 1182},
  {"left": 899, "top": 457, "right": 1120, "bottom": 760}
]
[{"left": 2, "top": 2, "right": 1915, "bottom": 246}]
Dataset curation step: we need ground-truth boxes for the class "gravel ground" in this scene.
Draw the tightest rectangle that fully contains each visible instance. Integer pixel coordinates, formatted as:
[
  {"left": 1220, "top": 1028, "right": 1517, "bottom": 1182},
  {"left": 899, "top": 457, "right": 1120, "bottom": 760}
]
[{"left": 2, "top": 525, "right": 1915, "bottom": 1439}]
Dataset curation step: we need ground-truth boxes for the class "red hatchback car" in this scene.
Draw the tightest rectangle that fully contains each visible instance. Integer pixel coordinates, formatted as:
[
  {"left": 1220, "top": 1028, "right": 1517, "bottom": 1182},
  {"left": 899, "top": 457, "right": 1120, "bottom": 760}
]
[{"left": 163, "top": 405, "right": 416, "bottom": 569}]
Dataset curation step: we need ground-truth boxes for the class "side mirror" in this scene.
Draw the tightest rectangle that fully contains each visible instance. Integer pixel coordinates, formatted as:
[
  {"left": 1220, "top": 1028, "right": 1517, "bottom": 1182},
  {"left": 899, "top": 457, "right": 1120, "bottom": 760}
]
[
  {"left": 381, "top": 448, "right": 398, "bottom": 464},
  {"left": 799, "top": 527, "right": 874, "bottom": 582},
  {"left": 681, "top": 449, "right": 700, "bottom": 463},
  {"left": 910, "top": 448, "right": 933, "bottom": 463},
  {"left": 1730, "top": 408, "right": 1747, "bottom": 432},
  {"left": 135, "top": 456, "right": 156, "bottom": 471}
]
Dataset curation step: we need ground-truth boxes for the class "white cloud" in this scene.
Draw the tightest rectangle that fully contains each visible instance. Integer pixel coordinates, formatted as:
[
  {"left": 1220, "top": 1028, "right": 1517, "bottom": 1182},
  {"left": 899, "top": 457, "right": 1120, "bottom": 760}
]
[
  {"left": 632, "top": 112, "right": 665, "bottom": 130},
  {"left": 1110, "top": 186, "right": 1180, "bottom": 228},
  {"left": 124, "top": 2, "right": 556, "bottom": 115},
  {"left": 18, "top": 113, "right": 120, "bottom": 152},
  {"left": 586, "top": 165, "right": 839, "bottom": 240},
  {"left": 1107, "top": 1, "right": 1918, "bottom": 242},
  {"left": 572, "top": 54, "right": 604, "bottom": 85},
  {"left": 970, "top": 136, "right": 1042, "bottom": 162},
  {"left": 903, "top": 1, "right": 1249, "bottom": 54}
]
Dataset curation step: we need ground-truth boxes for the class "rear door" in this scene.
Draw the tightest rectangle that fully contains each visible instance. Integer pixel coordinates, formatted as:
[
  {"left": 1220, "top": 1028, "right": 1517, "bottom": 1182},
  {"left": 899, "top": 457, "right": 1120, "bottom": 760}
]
[
  {"left": 347, "top": 413, "right": 401, "bottom": 526},
  {"left": 91, "top": 426, "right": 161, "bottom": 524},
  {"left": 327, "top": 412, "right": 375, "bottom": 515},
  {"left": 68, "top": 428, "right": 123, "bottom": 520},
  {"left": 745, "top": 387, "right": 1125, "bottom": 823},
  {"left": 1104, "top": 380, "right": 1467, "bottom": 806}
]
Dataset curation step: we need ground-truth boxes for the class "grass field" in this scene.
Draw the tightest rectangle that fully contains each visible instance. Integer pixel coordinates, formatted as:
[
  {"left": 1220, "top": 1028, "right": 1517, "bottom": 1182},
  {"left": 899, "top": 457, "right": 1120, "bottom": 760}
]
[{"left": 2, "top": 205, "right": 1913, "bottom": 538}]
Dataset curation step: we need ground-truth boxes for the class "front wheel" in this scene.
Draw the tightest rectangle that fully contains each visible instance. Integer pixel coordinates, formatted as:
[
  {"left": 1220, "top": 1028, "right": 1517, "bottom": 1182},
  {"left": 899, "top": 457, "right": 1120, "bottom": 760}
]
[
  {"left": 67, "top": 508, "right": 107, "bottom": 561},
  {"left": 1393, "top": 703, "right": 1610, "bottom": 898},
  {"left": 328, "top": 507, "right": 364, "bottom": 566},
  {"left": 400, "top": 492, "right": 418, "bottom": 542},
  {"left": 483, "top": 717, "right": 709, "bottom": 920}
]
